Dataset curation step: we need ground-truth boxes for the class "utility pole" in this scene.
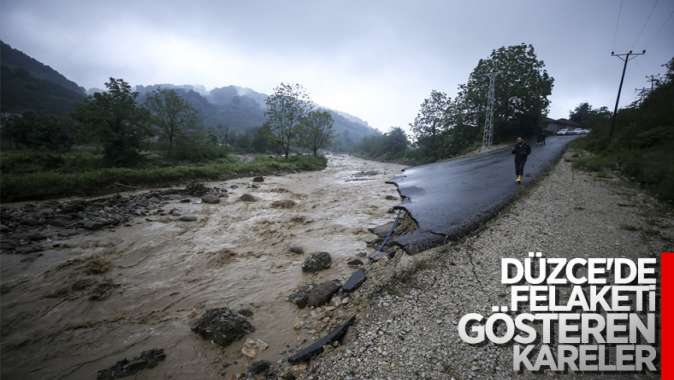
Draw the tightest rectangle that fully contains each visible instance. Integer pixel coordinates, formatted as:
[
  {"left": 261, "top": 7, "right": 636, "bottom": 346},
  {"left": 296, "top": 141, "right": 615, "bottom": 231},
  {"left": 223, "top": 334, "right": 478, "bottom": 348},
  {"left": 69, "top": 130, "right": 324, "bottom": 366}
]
[
  {"left": 608, "top": 49, "right": 645, "bottom": 142},
  {"left": 482, "top": 71, "right": 498, "bottom": 150}
]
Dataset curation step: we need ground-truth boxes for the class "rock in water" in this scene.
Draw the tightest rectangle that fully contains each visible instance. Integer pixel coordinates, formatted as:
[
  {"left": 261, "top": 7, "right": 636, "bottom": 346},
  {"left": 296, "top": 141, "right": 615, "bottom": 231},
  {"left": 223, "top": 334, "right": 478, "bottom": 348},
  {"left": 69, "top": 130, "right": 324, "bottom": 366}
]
[
  {"left": 191, "top": 308, "right": 254, "bottom": 347},
  {"left": 302, "top": 252, "right": 332, "bottom": 272},
  {"left": 247, "top": 360, "right": 272, "bottom": 376},
  {"left": 241, "top": 338, "right": 269, "bottom": 359},
  {"left": 288, "top": 284, "right": 312, "bottom": 308},
  {"left": 185, "top": 182, "right": 209, "bottom": 196},
  {"left": 306, "top": 280, "right": 341, "bottom": 307},
  {"left": 239, "top": 194, "right": 258, "bottom": 202},
  {"left": 179, "top": 215, "right": 197, "bottom": 222},
  {"left": 97, "top": 348, "right": 166, "bottom": 380},
  {"left": 271, "top": 200, "right": 297, "bottom": 208},
  {"left": 201, "top": 193, "right": 220, "bottom": 204},
  {"left": 289, "top": 245, "right": 305, "bottom": 255},
  {"left": 252, "top": 176, "right": 265, "bottom": 183},
  {"left": 342, "top": 270, "right": 366, "bottom": 292}
]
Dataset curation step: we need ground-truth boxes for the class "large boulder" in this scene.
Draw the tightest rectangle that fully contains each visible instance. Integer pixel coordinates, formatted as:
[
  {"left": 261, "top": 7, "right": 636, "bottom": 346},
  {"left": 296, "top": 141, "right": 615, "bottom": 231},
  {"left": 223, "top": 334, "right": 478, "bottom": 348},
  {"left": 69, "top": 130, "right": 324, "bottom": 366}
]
[
  {"left": 302, "top": 252, "right": 332, "bottom": 273},
  {"left": 239, "top": 194, "right": 258, "bottom": 202},
  {"left": 191, "top": 308, "right": 254, "bottom": 347},
  {"left": 201, "top": 193, "right": 220, "bottom": 204},
  {"left": 306, "top": 280, "right": 341, "bottom": 307}
]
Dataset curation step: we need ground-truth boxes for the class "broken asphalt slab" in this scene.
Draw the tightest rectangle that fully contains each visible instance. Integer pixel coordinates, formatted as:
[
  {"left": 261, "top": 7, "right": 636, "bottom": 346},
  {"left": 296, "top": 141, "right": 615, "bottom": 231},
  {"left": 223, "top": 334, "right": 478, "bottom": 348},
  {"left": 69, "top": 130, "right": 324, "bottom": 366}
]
[{"left": 389, "top": 136, "right": 578, "bottom": 253}]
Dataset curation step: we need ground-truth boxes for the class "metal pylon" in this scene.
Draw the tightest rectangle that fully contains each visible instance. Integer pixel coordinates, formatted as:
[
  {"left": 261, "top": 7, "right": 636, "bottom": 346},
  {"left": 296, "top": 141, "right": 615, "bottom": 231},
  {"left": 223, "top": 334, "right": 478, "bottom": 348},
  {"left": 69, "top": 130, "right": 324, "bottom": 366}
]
[{"left": 482, "top": 71, "right": 497, "bottom": 149}]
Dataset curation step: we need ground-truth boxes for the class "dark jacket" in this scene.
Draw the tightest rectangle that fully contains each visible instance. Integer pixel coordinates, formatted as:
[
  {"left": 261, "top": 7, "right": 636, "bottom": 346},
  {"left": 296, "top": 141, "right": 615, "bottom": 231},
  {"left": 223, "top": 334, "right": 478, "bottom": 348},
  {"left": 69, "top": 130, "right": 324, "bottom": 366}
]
[{"left": 512, "top": 142, "right": 531, "bottom": 159}]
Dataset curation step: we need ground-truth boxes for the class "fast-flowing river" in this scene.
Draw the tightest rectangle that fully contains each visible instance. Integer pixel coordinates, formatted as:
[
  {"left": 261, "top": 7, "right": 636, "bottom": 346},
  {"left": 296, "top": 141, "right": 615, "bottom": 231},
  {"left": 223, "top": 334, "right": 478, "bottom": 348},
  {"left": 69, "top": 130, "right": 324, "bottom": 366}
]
[{"left": 0, "top": 154, "right": 404, "bottom": 379}]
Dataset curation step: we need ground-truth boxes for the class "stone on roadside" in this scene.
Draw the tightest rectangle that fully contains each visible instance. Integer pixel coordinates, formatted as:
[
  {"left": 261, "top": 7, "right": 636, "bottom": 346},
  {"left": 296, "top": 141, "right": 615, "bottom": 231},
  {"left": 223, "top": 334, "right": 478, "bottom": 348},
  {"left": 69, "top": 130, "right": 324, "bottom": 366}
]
[
  {"left": 191, "top": 307, "right": 254, "bottom": 347},
  {"left": 302, "top": 252, "right": 332, "bottom": 272},
  {"left": 342, "top": 270, "right": 366, "bottom": 292}
]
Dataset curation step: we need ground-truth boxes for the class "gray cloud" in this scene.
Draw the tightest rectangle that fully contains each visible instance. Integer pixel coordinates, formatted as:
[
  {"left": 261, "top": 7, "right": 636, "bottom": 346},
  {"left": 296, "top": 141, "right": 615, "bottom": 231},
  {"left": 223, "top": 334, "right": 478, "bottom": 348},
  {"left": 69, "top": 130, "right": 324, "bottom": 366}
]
[{"left": 1, "top": 0, "right": 672, "bottom": 131}]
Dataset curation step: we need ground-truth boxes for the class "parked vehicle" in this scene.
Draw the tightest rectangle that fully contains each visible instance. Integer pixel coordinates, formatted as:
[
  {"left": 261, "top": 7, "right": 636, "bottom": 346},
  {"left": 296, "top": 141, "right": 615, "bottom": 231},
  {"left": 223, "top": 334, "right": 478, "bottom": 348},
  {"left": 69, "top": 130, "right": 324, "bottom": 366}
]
[{"left": 556, "top": 128, "right": 569, "bottom": 135}]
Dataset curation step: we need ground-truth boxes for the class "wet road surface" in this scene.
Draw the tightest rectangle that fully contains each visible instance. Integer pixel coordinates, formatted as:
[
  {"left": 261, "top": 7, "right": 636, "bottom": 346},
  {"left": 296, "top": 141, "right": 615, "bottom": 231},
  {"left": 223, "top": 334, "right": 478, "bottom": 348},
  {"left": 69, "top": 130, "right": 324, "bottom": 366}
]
[{"left": 390, "top": 136, "right": 577, "bottom": 253}]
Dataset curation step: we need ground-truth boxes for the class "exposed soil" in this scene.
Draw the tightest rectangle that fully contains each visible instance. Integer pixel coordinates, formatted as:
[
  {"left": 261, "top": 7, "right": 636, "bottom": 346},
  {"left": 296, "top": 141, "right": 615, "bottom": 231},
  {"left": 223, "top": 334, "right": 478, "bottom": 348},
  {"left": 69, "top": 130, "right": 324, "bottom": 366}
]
[{"left": 0, "top": 154, "right": 405, "bottom": 379}]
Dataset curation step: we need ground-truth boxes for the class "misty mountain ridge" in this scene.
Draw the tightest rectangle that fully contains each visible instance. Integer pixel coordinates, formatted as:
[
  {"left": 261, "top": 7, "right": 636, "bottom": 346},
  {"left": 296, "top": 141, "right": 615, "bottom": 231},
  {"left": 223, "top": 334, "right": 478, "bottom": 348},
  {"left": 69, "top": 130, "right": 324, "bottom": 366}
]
[
  {"left": 132, "top": 83, "right": 378, "bottom": 149},
  {"left": 1, "top": 39, "right": 377, "bottom": 150}
]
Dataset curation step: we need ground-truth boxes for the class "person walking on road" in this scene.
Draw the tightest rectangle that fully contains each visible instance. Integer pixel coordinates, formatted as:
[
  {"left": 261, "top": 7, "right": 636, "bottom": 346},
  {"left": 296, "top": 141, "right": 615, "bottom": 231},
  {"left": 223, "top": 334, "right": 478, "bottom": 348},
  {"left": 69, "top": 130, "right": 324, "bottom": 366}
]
[{"left": 512, "top": 137, "right": 531, "bottom": 184}]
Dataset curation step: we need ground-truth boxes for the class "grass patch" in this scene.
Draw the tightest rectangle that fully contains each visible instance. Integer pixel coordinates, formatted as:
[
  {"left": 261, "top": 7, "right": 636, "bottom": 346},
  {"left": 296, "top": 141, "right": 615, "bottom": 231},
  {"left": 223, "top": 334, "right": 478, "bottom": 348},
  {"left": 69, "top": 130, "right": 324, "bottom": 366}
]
[{"left": 1, "top": 155, "right": 327, "bottom": 202}]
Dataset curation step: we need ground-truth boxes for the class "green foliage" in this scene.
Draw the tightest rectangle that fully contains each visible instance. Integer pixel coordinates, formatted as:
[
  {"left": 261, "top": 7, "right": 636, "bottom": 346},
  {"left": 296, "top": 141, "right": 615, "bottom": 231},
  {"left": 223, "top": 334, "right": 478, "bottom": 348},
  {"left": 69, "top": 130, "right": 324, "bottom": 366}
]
[
  {"left": 145, "top": 88, "right": 200, "bottom": 158},
  {"left": 401, "top": 44, "right": 553, "bottom": 164},
  {"left": 0, "top": 149, "right": 100, "bottom": 174},
  {"left": 354, "top": 127, "right": 410, "bottom": 162},
  {"left": 300, "top": 110, "right": 334, "bottom": 156},
  {"left": 1, "top": 155, "right": 327, "bottom": 202},
  {"left": 572, "top": 57, "right": 674, "bottom": 203},
  {"left": 74, "top": 78, "right": 152, "bottom": 166},
  {"left": 458, "top": 44, "right": 553, "bottom": 142},
  {"left": 265, "top": 83, "right": 314, "bottom": 158},
  {"left": 0, "top": 112, "right": 76, "bottom": 151}
]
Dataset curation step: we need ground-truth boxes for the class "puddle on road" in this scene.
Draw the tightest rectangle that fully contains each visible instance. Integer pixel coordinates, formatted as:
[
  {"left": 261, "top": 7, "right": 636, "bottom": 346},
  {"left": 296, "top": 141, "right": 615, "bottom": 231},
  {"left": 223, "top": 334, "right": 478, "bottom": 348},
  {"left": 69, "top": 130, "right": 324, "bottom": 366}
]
[{"left": 0, "top": 155, "right": 405, "bottom": 379}]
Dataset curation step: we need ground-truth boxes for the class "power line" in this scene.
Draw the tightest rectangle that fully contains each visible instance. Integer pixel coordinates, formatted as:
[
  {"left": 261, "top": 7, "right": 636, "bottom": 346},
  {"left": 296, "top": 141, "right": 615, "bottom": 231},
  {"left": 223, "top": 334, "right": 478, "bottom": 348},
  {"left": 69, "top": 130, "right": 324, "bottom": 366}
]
[
  {"left": 612, "top": 0, "right": 624, "bottom": 50},
  {"left": 631, "top": 0, "right": 660, "bottom": 49},
  {"left": 645, "top": 6, "right": 674, "bottom": 50}
]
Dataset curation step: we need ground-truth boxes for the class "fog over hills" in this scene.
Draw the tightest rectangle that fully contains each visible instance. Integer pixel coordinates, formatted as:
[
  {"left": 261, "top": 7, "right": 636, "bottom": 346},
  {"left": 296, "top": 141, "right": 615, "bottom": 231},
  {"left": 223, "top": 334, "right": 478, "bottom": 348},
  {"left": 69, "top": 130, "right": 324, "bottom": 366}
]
[
  {"left": 1, "top": 39, "right": 377, "bottom": 150},
  {"left": 133, "top": 83, "right": 379, "bottom": 150}
]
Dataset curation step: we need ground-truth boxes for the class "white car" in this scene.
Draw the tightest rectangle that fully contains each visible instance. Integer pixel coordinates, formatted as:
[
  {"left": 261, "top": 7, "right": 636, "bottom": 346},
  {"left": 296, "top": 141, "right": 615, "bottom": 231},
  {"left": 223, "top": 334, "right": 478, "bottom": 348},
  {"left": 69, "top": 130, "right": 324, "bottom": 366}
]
[{"left": 556, "top": 128, "right": 569, "bottom": 135}]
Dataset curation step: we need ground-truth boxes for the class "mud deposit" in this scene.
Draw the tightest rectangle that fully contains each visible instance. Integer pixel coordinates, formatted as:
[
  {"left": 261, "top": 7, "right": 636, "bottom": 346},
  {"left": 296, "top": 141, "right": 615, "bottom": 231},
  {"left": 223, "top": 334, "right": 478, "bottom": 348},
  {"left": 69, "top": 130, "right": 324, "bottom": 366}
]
[{"left": 0, "top": 155, "right": 404, "bottom": 379}]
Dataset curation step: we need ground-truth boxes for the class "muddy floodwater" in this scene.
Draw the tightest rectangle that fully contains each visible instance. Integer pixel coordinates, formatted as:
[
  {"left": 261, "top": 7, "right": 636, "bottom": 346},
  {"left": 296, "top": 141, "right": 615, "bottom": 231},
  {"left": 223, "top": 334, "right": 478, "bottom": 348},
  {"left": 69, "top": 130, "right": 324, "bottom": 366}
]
[{"left": 0, "top": 155, "right": 405, "bottom": 379}]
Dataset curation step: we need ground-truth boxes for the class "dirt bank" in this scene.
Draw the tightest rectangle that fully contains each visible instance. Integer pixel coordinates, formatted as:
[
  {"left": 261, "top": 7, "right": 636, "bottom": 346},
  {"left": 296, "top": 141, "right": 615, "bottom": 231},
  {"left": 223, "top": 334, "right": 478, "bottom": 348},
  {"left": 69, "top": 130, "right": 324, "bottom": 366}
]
[
  {"left": 0, "top": 154, "right": 405, "bottom": 379},
  {"left": 307, "top": 151, "right": 672, "bottom": 379}
]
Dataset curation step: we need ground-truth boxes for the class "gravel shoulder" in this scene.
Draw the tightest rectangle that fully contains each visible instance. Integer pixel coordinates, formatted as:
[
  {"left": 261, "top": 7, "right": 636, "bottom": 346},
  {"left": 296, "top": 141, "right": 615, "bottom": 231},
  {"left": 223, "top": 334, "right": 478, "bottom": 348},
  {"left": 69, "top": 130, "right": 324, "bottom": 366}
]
[{"left": 304, "top": 151, "right": 673, "bottom": 380}]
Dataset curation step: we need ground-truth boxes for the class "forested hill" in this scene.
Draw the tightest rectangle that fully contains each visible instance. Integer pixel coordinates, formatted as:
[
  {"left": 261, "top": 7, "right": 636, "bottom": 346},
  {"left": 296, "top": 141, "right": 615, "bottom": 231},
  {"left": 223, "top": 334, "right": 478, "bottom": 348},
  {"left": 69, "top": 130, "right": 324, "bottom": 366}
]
[
  {"left": 0, "top": 41, "right": 378, "bottom": 149},
  {"left": 1, "top": 40, "right": 86, "bottom": 114},
  {"left": 134, "top": 84, "right": 378, "bottom": 150}
]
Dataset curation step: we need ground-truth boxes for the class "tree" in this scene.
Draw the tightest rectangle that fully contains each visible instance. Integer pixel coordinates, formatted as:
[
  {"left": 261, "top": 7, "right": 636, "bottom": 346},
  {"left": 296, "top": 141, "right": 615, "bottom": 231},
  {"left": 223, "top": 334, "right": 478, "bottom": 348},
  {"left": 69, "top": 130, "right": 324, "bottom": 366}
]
[
  {"left": 457, "top": 44, "right": 554, "bottom": 141},
  {"left": 145, "top": 89, "right": 199, "bottom": 158},
  {"left": 0, "top": 112, "right": 75, "bottom": 151},
  {"left": 300, "top": 110, "right": 333, "bottom": 156},
  {"left": 410, "top": 90, "right": 452, "bottom": 160},
  {"left": 74, "top": 78, "right": 151, "bottom": 166},
  {"left": 265, "top": 83, "right": 314, "bottom": 158},
  {"left": 569, "top": 102, "right": 592, "bottom": 124}
]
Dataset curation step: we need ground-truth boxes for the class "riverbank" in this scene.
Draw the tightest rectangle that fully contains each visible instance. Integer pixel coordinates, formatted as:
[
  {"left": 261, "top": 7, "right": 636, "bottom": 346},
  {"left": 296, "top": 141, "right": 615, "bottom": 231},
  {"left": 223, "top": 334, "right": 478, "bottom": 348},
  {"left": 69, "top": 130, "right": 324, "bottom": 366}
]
[
  {"left": 0, "top": 154, "right": 327, "bottom": 202},
  {"left": 305, "top": 150, "right": 672, "bottom": 379},
  {"left": 0, "top": 154, "right": 404, "bottom": 379}
]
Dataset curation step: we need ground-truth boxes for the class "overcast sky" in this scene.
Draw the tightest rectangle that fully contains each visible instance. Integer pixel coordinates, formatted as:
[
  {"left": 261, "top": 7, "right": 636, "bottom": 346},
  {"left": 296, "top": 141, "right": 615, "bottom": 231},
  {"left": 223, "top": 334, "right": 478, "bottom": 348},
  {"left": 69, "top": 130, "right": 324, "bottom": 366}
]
[{"left": 1, "top": 0, "right": 672, "bottom": 131}]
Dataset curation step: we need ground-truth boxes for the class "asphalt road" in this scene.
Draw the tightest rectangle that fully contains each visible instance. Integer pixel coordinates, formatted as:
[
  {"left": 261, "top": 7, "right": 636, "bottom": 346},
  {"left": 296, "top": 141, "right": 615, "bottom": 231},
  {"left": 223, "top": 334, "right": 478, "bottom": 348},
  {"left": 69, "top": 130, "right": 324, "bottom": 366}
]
[{"left": 390, "top": 136, "right": 578, "bottom": 253}]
